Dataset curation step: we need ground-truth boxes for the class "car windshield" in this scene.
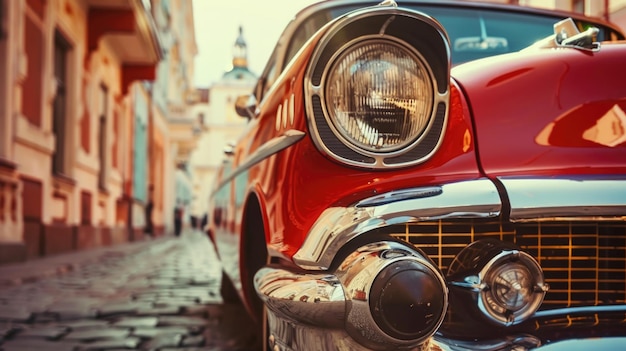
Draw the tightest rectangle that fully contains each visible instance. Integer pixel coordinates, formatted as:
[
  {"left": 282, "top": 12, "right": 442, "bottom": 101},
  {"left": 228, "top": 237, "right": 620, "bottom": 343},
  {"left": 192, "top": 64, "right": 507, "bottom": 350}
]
[
  {"left": 284, "top": 3, "right": 622, "bottom": 67},
  {"left": 417, "top": 6, "right": 562, "bottom": 64}
]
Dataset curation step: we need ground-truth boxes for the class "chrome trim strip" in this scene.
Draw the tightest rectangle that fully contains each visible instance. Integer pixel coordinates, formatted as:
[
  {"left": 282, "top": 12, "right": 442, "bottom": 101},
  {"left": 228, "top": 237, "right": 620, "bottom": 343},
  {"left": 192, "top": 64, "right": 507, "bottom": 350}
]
[
  {"left": 500, "top": 177, "right": 626, "bottom": 222},
  {"left": 213, "top": 130, "right": 305, "bottom": 192},
  {"left": 532, "top": 304, "right": 626, "bottom": 318},
  {"left": 293, "top": 179, "right": 502, "bottom": 270}
]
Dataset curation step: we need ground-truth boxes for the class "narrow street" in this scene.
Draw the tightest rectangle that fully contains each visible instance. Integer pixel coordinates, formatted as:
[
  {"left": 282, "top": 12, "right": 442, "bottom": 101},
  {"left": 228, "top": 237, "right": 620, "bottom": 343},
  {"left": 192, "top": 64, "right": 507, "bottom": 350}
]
[{"left": 0, "top": 231, "right": 259, "bottom": 351}]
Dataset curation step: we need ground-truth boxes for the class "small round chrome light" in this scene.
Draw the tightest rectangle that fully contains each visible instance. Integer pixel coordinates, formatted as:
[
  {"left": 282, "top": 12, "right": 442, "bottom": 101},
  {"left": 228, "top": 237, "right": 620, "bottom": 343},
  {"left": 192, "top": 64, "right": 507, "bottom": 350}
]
[
  {"left": 448, "top": 240, "right": 548, "bottom": 327},
  {"left": 479, "top": 254, "right": 544, "bottom": 325},
  {"left": 325, "top": 39, "right": 434, "bottom": 153}
]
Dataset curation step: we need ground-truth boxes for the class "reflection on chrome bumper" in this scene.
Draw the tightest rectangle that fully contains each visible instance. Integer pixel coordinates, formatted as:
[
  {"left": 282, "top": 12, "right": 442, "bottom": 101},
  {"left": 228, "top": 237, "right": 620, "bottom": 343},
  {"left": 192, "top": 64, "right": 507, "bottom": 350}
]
[
  {"left": 254, "top": 267, "right": 346, "bottom": 328},
  {"left": 261, "top": 176, "right": 626, "bottom": 350},
  {"left": 500, "top": 176, "right": 626, "bottom": 221},
  {"left": 255, "top": 241, "right": 448, "bottom": 350}
]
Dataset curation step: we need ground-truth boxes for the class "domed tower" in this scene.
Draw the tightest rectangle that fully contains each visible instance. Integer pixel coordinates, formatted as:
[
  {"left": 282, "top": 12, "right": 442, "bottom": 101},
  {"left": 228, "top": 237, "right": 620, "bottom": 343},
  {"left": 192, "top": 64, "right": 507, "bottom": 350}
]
[
  {"left": 232, "top": 26, "right": 248, "bottom": 69},
  {"left": 222, "top": 26, "right": 256, "bottom": 82}
]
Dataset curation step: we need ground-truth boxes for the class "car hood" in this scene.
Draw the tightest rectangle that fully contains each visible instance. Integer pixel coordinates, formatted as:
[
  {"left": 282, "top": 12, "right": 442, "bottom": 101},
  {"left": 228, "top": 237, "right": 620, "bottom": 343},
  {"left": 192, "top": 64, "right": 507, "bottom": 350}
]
[{"left": 452, "top": 43, "right": 626, "bottom": 178}]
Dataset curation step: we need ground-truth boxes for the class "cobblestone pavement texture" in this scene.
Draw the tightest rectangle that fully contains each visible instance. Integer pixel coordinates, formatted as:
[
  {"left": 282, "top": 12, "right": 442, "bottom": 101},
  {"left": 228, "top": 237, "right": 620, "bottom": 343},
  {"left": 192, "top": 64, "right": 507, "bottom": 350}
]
[{"left": 0, "top": 230, "right": 259, "bottom": 351}]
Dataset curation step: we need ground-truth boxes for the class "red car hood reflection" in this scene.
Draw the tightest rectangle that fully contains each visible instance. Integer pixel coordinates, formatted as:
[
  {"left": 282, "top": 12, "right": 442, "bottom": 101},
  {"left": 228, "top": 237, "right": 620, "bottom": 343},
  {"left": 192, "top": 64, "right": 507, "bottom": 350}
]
[{"left": 536, "top": 101, "right": 626, "bottom": 147}]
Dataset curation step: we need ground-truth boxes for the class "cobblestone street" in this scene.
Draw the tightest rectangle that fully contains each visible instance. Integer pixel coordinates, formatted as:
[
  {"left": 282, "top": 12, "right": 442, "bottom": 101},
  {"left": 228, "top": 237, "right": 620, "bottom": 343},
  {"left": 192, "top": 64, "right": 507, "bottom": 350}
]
[{"left": 0, "top": 231, "right": 259, "bottom": 351}]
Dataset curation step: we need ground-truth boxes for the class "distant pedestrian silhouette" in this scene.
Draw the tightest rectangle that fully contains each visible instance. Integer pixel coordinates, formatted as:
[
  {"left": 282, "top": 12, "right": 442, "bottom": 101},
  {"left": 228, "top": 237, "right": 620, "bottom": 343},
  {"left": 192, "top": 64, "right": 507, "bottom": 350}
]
[
  {"left": 174, "top": 202, "right": 184, "bottom": 237},
  {"left": 144, "top": 185, "right": 155, "bottom": 237}
]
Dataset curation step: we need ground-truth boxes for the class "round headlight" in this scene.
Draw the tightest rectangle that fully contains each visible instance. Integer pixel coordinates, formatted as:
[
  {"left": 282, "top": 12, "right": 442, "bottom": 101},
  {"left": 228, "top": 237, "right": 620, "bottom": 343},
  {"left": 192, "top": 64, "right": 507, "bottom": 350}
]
[{"left": 325, "top": 39, "right": 434, "bottom": 153}]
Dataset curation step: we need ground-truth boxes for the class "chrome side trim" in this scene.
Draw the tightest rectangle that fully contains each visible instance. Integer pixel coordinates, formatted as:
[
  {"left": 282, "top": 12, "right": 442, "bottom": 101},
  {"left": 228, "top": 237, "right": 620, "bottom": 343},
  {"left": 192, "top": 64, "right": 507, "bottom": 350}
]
[
  {"left": 293, "top": 179, "right": 502, "bottom": 270},
  {"left": 213, "top": 130, "right": 305, "bottom": 192},
  {"left": 532, "top": 304, "right": 626, "bottom": 318},
  {"left": 500, "top": 177, "right": 626, "bottom": 222}
]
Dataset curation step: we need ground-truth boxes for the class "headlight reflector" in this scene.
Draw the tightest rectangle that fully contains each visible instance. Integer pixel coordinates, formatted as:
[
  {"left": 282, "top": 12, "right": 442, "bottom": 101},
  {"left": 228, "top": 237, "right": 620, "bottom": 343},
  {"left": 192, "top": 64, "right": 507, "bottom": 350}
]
[{"left": 325, "top": 39, "right": 434, "bottom": 153}]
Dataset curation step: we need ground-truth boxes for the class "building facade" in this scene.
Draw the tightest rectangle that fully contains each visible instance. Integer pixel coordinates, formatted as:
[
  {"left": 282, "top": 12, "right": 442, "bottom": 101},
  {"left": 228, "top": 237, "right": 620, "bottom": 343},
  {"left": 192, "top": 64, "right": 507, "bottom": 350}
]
[
  {"left": 189, "top": 27, "right": 257, "bottom": 224},
  {"left": 0, "top": 0, "right": 198, "bottom": 264},
  {"left": 141, "top": 0, "right": 198, "bottom": 237}
]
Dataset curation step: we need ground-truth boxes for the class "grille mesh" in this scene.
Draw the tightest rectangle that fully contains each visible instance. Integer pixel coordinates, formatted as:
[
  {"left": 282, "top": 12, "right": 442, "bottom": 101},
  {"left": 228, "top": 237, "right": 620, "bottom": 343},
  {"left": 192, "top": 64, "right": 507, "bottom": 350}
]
[{"left": 390, "top": 219, "right": 626, "bottom": 309}]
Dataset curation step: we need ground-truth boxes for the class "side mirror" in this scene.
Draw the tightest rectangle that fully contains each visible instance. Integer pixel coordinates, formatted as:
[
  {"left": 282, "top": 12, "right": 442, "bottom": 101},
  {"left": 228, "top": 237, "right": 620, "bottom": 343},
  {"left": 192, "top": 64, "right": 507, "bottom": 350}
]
[
  {"left": 223, "top": 142, "right": 236, "bottom": 157},
  {"left": 554, "top": 18, "right": 600, "bottom": 51},
  {"left": 235, "top": 94, "right": 257, "bottom": 120},
  {"left": 523, "top": 18, "right": 600, "bottom": 52}
]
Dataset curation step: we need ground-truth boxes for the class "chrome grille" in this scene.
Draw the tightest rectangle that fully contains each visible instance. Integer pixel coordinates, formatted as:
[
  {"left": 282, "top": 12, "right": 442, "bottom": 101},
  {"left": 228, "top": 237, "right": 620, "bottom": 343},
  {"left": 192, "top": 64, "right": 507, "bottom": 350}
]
[{"left": 390, "top": 220, "right": 626, "bottom": 309}]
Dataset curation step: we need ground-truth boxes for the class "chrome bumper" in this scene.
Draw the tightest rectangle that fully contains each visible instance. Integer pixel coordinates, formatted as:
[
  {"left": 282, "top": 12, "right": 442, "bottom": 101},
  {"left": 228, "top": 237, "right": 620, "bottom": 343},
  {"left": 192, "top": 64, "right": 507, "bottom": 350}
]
[
  {"left": 258, "top": 177, "right": 626, "bottom": 350},
  {"left": 292, "top": 177, "right": 626, "bottom": 271},
  {"left": 255, "top": 241, "right": 448, "bottom": 351}
]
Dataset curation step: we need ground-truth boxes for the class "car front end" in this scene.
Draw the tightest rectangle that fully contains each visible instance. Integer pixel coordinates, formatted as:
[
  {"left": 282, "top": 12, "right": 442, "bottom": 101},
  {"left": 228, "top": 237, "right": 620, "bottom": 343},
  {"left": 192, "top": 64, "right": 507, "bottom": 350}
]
[{"left": 208, "top": 1, "right": 626, "bottom": 350}]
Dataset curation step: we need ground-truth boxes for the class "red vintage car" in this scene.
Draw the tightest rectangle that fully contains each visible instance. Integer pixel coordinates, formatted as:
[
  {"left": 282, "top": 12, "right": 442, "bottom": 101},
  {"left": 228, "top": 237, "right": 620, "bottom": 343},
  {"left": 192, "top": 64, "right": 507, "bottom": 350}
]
[{"left": 207, "top": 0, "right": 626, "bottom": 350}]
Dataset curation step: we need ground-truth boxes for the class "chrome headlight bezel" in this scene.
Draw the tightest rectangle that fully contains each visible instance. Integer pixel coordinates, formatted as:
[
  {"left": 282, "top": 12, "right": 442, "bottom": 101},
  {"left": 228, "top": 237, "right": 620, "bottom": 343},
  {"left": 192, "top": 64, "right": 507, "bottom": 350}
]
[{"left": 305, "top": 6, "right": 451, "bottom": 169}]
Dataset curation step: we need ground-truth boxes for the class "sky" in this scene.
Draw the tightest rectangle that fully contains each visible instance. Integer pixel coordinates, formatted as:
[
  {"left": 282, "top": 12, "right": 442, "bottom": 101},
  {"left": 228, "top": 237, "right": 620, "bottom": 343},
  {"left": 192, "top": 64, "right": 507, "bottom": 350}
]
[{"left": 191, "top": 0, "right": 321, "bottom": 87}]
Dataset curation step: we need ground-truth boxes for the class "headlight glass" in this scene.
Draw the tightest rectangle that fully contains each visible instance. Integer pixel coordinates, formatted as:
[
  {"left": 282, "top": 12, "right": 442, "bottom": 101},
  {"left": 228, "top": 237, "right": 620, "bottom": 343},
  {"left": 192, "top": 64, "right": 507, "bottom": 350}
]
[{"left": 325, "top": 39, "right": 434, "bottom": 153}]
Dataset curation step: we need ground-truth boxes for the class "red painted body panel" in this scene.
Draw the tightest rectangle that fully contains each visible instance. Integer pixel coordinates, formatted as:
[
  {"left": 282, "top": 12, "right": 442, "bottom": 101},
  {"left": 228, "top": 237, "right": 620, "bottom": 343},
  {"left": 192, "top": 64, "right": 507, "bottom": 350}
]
[{"left": 452, "top": 43, "right": 626, "bottom": 177}]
